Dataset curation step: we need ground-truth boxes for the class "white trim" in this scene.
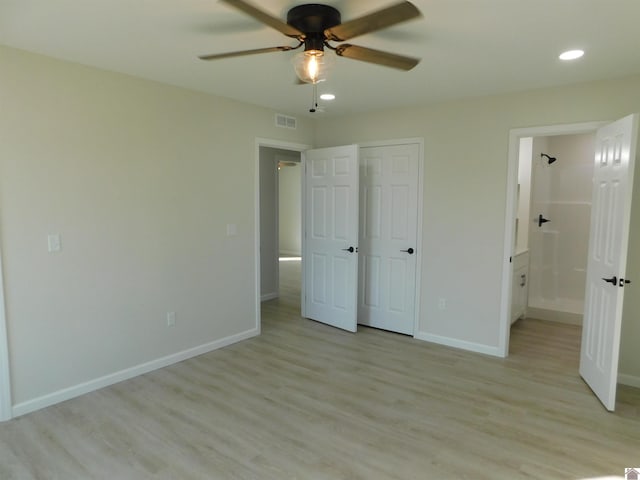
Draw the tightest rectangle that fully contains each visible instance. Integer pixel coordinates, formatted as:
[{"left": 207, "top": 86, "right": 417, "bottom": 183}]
[
  {"left": 498, "top": 121, "right": 607, "bottom": 358},
  {"left": 0, "top": 246, "right": 12, "bottom": 421},
  {"left": 526, "top": 306, "right": 582, "bottom": 325},
  {"left": 273, "top": 156, "right": 280, "bottom": 301},
  {"left": 414, "top": 331, "right": 502, "bottom": 357},
  {"left": 261, "top": 292, "right": 278, "bottom": 302},
  {"left": 618, "top": 373, "right": 640, "bottom": 388},
  {"left": 414, "top": 140, "right": 425, "bottom": 339},
  {"left": 300, "top": 151, "right": 307, "bottom": 318},
  {"left": 12, "top": 327, "right": 259, "bottom": 418},
  {"left": 254, "top": 138, "right": 312, "bottom": 329},
  {"left": 356, "top": 138, "right": 425, "bottom": 337}
]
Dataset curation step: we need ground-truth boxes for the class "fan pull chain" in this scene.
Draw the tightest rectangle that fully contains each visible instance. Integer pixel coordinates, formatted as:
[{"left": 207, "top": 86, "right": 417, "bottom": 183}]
[{"left": 309, "top": 83, "right": 318, "bottom": 113}]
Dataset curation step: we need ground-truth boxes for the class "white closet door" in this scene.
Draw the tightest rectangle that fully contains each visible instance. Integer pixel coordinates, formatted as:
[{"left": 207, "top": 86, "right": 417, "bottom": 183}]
[{"left": 358, "top": 143, "right": 420, "bottom": 335}]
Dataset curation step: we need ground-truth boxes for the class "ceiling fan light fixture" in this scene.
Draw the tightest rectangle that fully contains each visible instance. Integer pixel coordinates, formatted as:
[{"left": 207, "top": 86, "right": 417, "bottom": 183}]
[
  {"left": 293, "top": 49, "right": 333, "bottom": 84},
  {"left": 202, "top": 1, "right": 424, "bottom": 98}
]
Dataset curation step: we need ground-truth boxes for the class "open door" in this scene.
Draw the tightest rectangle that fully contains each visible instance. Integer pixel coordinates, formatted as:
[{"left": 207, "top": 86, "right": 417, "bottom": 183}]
[
  {"left": 303, "top": 145, "right": 359, "bottom": 332},
  {"left": 580, "top": 113, "right": 639, "bottom": 411}
]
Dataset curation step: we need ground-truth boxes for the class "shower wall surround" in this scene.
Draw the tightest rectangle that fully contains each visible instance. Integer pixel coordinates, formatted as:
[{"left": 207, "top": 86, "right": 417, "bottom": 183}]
[{"left": 527, "top": 133, "right": 596, "bottom": 324}]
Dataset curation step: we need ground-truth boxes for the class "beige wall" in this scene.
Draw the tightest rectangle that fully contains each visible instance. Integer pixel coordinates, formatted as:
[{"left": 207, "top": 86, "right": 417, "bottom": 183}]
[
  {"left": 0, "top": 46, "right": 314, "bottom": 409},
  {"left": 314, "top": 75, "right": 640, "bottom": 380},
  {"left": 2, "top": 44, "right": 639, "bottom": 415}
]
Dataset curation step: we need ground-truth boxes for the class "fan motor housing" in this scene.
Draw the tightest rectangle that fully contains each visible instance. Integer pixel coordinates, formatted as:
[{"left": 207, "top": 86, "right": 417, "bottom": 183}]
[
  {"left": 287, "top": 4, "right": 341, "bottom": 32},
  {"left": 287, "top": 4, "right": 341, "bottom": 50}
]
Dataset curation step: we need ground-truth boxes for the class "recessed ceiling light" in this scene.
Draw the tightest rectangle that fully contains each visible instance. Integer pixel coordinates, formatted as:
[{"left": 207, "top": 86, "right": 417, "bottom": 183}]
[
  {"left": 559, "top": 49, "right": 584, "bottom": 61},
  {"left": 320, "top": 93, "right": 336, "bottom": 101}
]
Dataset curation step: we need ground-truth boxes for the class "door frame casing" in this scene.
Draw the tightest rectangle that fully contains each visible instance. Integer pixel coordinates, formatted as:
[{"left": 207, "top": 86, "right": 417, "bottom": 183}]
[
  {"left": 498, "top": 121, "right": 606, "bottom": 357},
  {"left": 0, "top": 246, "right": 11, "bottom": 421}
]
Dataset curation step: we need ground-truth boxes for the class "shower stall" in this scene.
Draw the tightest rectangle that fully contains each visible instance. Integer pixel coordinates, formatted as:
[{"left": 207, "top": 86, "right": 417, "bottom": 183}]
[{"left": 526, "top": 133, "right": 596, "bottom": 324}]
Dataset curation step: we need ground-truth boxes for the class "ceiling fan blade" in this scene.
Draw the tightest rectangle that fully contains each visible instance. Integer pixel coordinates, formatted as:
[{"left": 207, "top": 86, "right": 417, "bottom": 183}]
[
  {"left": 324, "top": 1, "right": 421, "bottom": 42},
  {"left": 335, "top": 44, "right": 420, "bottom": 70},
  {"left": 199, "top": 45, "right": 297, "bottom": 61},
  {"left": 220, "top": 0, "right": 304, "bottom": 38}
]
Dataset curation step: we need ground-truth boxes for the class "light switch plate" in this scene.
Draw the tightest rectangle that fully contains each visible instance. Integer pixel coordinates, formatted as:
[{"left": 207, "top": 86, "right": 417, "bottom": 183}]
[
  {"left": 47, "top": 234, "right": 61, "bottom": 252},
  {"left": 226, "top": 224, "right": 237, "bottom": 236}
]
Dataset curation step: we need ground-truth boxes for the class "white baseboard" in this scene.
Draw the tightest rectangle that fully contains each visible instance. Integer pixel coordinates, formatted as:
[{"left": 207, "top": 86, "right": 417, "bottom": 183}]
[
  {"left": 526, "top": 307, "right": 582, "bottom": 325},
  {"left": 261, "top": 292, "right": 278, "bottom": 302},
  {"left": 618, "top": 373, "right": 640, "bottom": 388},
  {"left": 414, "top": 331, "right": 503, "bottom": 357},
  {"left": 11, "top": 327, "right": 259, "bottom": 419}
]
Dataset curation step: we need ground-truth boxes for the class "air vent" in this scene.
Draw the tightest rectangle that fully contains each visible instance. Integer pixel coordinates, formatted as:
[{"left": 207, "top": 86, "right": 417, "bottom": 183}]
[{"left": 275, "top": 113, "right": 297, "bottom": 130}]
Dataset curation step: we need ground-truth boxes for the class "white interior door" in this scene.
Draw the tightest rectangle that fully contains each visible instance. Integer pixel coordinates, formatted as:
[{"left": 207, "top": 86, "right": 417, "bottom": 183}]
[
  {"left": 303, "top": 145, "right": 359, "bottom": 332},
  {"left": 580, "top": 113, "right": 638, "bottom": 411},
  {"left": 358, "top": 144, "right": 420, "bottom": 335}
]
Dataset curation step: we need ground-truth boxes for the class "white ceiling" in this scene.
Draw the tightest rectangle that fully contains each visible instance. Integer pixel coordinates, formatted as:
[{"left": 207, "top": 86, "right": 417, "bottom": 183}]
[{"left": 2, "top": 0, "right": 640, "bottom": 117}]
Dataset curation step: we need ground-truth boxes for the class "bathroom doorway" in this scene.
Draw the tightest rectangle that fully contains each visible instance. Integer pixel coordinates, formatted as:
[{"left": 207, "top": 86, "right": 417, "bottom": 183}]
[{"left": 500, "top": 115, "right": 639, "bottom": 411}]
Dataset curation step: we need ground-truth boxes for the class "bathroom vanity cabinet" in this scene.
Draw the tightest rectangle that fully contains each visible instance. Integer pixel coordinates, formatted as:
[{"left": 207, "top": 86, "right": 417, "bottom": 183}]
[{"left": 511, "top": 250, "right": 529, "bottom": 324}]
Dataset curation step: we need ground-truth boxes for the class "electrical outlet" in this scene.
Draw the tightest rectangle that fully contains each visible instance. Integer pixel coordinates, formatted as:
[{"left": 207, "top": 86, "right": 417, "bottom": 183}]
[
  {"left": 438, "top": 298, "right": 446, "bottom": 310},
  {"left": 166, "top": 311, "right": 176, "bottom": 327}
]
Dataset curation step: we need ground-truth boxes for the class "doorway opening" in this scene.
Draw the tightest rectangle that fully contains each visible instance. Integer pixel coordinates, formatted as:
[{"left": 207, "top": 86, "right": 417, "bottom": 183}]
[
  {"left": 258, "top": 145, "right": 303, "bottom": 303},
  {"left": 517, "top": 132, "right": 596, "bottom": 327},
  {"left": 255, "top": 139, "right": 309, "bottom": 329},
  {"left": 500, "top": 115, "right": 639, "bottom": 411},
  {"left": 507, "top": 133, "right": 596, "bottom": 396},
  {"left": 499, "top": 121, "right": 605, "bottom": 357}
]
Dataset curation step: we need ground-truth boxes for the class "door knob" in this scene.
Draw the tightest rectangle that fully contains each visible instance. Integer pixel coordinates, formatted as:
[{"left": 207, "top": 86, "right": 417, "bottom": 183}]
[
  {"left": 401, "top": 248, "right": 415, "bottom": 254},
  {"left": 342, "top": 246, "right": 355, "bottom": 253},
  {"left": 602, "top": 276, "right": 617, "bottom": 285}
]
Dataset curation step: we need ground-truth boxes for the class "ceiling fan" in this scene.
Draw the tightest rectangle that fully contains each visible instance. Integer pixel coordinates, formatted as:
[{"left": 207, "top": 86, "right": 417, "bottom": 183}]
[{"left": 199, "top": 0, "right": 423, "bottom": 84}]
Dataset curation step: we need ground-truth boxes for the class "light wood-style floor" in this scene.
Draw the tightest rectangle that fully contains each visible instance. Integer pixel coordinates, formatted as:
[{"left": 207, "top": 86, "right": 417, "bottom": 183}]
[{"left": 1, "top": 258, "right": 638, "bottom": 479}]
